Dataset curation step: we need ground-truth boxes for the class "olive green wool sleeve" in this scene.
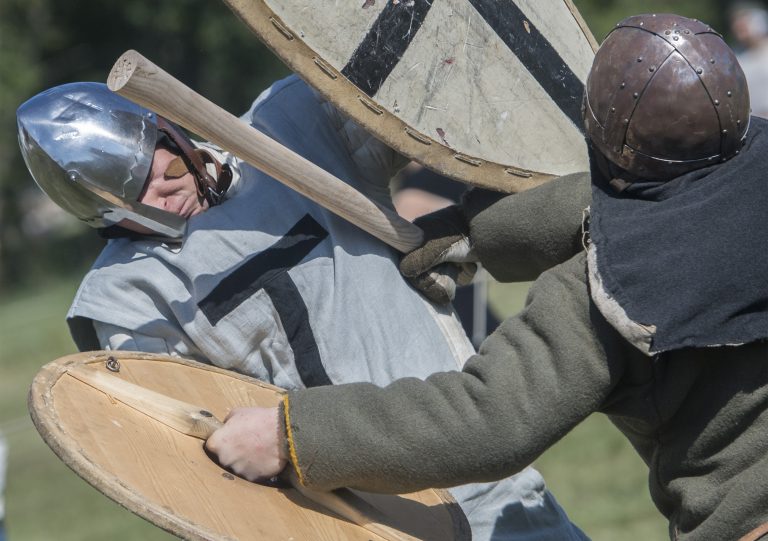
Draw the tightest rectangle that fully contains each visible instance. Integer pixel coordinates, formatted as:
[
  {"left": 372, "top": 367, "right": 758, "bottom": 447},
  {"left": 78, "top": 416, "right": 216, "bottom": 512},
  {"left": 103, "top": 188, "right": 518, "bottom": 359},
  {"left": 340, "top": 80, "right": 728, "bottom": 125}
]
[
  {"left": 283, "top": 254, "right": 627, "bottom": 493},
  {"left": 463, "top": 172, "right": 591, "bottom": 282}
]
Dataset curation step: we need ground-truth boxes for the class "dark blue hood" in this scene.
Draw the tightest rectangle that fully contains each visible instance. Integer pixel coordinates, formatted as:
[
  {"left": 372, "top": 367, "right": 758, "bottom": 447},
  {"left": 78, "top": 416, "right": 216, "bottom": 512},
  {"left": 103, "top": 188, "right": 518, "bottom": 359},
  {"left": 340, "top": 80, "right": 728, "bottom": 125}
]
[{"left": 589, "top": 116, "right": 768, "bottom": 353}]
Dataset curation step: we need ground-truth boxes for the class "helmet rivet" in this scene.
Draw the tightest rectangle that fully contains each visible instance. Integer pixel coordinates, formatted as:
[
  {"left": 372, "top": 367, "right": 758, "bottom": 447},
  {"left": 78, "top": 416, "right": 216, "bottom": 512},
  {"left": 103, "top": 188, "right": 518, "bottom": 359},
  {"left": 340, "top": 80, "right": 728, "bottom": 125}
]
[
  {"left": 68, "top": 172, "right": 77, "bottom": 182},
  {"left": 736, "top": 150, "right": 741, "bottom": 154},
  {"left": 737, "top": 119, "right": 742, "bottom": 125},
  {"left": 639, "top": 21, "right": 644, "bottom": 26},
  {"left": 146, "top": 112, "right": 154, "bottom": 118},
  {"left": 582, "top": 14, "right": 749, "bottom": 180}
]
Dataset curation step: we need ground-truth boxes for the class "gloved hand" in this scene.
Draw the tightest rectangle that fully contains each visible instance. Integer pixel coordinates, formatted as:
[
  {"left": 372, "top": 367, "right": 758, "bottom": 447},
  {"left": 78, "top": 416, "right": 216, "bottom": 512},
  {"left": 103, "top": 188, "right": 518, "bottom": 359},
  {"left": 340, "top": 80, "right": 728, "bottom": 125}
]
[{"left": 400, "top": 205, "right": 478, "bottom": 305}]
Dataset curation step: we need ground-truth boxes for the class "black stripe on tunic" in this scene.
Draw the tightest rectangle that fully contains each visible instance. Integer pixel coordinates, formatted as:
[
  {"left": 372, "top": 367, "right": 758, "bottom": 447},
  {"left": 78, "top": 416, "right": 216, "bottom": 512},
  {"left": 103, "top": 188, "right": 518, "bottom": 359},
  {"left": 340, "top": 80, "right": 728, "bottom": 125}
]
[{"left": 198, "top": 214, "right": 332, "bottom": 387}]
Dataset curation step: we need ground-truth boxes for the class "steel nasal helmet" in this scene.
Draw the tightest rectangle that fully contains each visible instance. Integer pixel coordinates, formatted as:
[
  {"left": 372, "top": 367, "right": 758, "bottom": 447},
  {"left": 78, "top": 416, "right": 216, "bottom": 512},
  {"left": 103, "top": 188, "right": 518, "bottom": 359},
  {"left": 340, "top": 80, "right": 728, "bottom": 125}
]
[
  {"left": 17, "top": 82, "right": 186, "bottom": 238},
  {"left": 583, "top": 14, "right": 750, "bottom": 180}
]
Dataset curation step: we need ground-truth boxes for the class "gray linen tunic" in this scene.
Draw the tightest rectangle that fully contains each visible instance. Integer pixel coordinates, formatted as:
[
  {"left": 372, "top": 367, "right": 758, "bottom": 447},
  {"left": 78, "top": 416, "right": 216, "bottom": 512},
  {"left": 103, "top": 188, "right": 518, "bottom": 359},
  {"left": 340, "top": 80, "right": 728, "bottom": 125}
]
[{"left": 66, "top": 76, "right": 585, "bottom": 541}]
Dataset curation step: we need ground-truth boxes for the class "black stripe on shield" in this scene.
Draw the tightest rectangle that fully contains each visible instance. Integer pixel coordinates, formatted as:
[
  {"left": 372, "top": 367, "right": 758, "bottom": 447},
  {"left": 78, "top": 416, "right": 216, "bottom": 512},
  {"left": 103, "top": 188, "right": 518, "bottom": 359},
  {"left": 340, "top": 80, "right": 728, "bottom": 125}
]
[
  {"left": 343, "top": 0, "right": 585, "bottom": 133},
  {"left": 467, "top": 0, "right": 585, "bottom": 132},
  {"left": 342, "top": 1, "right": 434, "bottom": 97}
]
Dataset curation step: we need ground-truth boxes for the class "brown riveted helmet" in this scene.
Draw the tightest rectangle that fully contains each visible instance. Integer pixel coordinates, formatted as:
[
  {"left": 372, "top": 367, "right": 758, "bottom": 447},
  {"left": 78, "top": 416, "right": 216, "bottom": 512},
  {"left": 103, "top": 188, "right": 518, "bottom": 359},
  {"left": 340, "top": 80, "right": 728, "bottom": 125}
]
[{"left": 583, "top": 14, "right": 750, "bottom": 180}]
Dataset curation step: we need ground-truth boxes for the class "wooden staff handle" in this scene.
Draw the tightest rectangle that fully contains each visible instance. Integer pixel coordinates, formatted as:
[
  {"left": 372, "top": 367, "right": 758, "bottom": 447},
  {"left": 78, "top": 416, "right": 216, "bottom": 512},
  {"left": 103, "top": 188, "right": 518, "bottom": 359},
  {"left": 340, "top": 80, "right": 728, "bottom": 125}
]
[
  {"left": 66, "top": 365, "right": 420, "bottom": 541},
  {"left": 67, "top": 365, "right": 224, "bottom": 439},
  {"left": 106, "top": 50, "right": 424, "bottom": 253}
]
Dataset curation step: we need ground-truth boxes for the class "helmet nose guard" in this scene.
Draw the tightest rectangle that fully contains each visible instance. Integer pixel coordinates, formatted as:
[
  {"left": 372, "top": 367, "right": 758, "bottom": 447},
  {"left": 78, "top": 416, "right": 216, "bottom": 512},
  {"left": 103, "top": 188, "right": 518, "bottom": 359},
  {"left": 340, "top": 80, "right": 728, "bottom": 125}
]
[
  {"left": 584, "top": 14, "right": 750, "bottom": 180},
  {"left": 17, "top": 82, "right": 186, "bottom": 239}
]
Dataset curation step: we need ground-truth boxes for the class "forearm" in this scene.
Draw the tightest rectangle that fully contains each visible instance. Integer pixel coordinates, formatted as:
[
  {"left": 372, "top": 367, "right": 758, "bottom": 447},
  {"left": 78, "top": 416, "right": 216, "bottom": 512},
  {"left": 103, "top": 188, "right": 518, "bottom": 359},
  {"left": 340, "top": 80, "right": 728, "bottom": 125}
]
[
  {"left": 464, "top": 172, "right": 591, "bottom": 282},
  {"left": 284, "top": 254, "right": 622, "bottom": 493}
]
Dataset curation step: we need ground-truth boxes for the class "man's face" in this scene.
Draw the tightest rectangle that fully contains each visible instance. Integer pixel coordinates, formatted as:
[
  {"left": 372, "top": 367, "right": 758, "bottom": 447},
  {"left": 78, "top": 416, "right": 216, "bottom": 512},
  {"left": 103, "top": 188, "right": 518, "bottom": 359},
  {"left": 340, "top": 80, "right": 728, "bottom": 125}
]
[{"left": 119, "top": 143, "right": 209, "bottom": 234}]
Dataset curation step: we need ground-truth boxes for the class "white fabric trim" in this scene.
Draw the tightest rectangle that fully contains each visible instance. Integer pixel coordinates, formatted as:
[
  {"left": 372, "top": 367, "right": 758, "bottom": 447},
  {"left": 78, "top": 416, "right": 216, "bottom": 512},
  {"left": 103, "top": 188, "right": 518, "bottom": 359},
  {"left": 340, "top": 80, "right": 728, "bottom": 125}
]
[{"left": 587, "top": 244, "right": 656, "bottom": 356}]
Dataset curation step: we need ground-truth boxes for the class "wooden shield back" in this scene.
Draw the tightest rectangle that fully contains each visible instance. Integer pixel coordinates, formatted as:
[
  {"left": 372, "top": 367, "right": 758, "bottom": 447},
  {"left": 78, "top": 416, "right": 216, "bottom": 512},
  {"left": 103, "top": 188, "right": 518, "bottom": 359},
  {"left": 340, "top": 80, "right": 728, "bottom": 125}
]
[
  {"left": 222, "top": 0, "right": 597, "bottom": 192},
  {"left": 29, "top": 351, "right": 469, "bottom": 540}
]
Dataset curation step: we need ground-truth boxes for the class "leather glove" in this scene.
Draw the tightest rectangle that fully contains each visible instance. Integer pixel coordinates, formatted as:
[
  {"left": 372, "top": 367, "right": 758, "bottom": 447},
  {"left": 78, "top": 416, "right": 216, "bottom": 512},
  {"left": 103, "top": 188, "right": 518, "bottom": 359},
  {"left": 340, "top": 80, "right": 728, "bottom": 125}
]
[{"left": 400, "top": 205, "right": 478, "bottom": 304}]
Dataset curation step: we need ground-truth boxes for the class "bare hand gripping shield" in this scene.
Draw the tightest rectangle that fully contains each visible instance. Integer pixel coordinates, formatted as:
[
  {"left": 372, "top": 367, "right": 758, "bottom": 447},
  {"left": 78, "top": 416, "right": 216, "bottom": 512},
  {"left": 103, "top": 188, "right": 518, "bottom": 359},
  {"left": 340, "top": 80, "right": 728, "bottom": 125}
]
[{"left": 29, "top": 351, "right": 469, "bottom": 541}]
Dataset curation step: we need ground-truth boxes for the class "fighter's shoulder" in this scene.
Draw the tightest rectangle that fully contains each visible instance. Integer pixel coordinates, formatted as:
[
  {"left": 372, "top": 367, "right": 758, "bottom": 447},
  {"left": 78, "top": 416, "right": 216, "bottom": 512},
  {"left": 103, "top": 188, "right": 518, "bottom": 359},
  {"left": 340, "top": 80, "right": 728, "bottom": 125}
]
[
  {"left": 81, "top": 238, "right": 173, "bottom": 287},
  {"left": 88, "top": 238, "right": 133, "bottom": 266},
  {"left": 241, "top": 75, "right": 314, "bottom": 120}
]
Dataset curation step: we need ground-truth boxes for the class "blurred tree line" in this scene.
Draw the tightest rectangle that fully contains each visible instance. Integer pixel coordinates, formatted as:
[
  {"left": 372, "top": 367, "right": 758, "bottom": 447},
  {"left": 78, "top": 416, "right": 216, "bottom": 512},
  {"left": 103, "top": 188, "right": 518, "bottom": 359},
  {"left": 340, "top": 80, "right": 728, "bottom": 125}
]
[{"left": 0, "top": 0, "right": 755, "bottom": 292}]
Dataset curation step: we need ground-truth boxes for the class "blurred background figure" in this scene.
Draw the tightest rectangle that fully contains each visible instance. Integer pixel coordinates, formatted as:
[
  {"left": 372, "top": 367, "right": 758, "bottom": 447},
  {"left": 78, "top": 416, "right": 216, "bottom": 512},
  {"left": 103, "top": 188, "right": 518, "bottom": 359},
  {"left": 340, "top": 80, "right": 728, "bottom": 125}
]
[
  {"left": 0, "top": 433, "right": 7, "bottom": 541},
  {"left": 393, "top": 163, "right": 501, "bottom": 348},
  {"left": 730, "top": 2, "right": 768, "bottom": 118}
]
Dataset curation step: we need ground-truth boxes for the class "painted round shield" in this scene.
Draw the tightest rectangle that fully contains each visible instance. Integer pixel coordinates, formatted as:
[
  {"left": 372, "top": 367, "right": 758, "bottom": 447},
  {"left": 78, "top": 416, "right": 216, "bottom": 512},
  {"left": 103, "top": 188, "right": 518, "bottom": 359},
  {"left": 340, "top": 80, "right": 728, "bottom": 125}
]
[
  {"left": 29, "top": 351, "right": 469, "bottom": 540},
  {"left": 223, "top": 0, "right": 597, "bottom": 192}
]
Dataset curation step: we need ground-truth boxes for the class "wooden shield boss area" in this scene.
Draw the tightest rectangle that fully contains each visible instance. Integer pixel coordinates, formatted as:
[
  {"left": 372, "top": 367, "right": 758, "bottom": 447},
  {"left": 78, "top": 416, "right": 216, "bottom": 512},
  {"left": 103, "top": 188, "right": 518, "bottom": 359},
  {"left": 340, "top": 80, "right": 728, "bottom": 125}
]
[{"left": 223, "top": 0, "right": 598, "bottom": 192}]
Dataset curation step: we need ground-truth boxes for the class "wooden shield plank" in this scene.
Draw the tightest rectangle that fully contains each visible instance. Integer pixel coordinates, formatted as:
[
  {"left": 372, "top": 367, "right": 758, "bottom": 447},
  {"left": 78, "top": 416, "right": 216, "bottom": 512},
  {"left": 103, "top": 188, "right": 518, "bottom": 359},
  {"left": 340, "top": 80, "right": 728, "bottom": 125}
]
[
  {"left": 222, "top": 0, "right": 597, "bottom": 192},
  {"left": 29, "top": 351, "right": 469, "bottom": 541}
]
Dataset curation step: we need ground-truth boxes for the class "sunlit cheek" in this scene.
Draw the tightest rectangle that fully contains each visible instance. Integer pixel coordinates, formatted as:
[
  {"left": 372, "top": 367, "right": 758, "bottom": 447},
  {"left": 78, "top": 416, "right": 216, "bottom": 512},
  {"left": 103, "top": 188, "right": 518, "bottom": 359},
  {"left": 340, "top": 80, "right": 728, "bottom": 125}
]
[
  {"left": 139, "top": 190, "right": 163, "bottom": 211},
  {"left": 137, "top": 174, "right": 167, "bottom": 207},
  {"left": 190, "top": 198, "right": 210, "bottom": 217}
]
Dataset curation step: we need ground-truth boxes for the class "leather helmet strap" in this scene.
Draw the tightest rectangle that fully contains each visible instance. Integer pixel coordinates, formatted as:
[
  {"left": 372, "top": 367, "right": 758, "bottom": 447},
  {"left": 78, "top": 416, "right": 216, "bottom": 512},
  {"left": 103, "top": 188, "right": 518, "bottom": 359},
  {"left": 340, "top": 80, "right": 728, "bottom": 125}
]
[{"left": 156, "top": 116, "right": 231, "bottom": 206}]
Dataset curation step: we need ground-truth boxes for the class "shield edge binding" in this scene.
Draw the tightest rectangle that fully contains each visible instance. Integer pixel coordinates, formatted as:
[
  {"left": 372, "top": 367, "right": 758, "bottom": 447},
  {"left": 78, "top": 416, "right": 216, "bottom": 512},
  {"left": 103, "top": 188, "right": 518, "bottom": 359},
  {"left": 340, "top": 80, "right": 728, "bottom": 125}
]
[
  {"left": 29, "top": 350, "right": 470, "bottom": 541},
  {"left": 28, "top": 352, "right": 227, "bottom": 540},
  {"left": 222, "top": 0, "right": 598, "bottom": 193}
]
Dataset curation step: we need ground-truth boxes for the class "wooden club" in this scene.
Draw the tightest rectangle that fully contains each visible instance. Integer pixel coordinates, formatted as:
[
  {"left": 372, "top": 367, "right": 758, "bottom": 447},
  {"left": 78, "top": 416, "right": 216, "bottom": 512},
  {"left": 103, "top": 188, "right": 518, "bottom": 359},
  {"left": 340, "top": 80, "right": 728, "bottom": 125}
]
[{"left": 107, "top": 50, "right": 424, "bottom": 253}]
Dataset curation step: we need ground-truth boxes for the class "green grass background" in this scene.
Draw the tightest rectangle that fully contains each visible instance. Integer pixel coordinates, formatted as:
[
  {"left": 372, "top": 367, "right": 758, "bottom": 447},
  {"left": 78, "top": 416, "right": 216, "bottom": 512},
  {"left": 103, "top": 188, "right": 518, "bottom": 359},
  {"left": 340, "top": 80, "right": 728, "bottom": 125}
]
[{"left": 0, "top": 276, "right": 667, "bottom": 540}]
